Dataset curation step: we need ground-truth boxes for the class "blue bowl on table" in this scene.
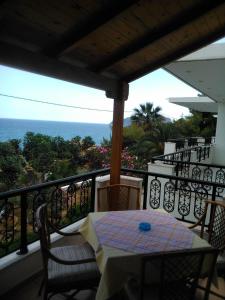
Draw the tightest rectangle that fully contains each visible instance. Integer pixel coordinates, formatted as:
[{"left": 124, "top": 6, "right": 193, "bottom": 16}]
[{"left": 139, "top": 222, "right": 151, "bottom": 231}]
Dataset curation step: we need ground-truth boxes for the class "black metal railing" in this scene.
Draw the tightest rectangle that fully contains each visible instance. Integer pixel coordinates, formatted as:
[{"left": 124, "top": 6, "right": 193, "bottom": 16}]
[
  {"left": 174, "top": 161, "right": 225, "bottom": 190},
  {"left": 152, "top": 145, "right": 211, "bottom": 164},
  {"left": 151, "top": 144, "right": 225, "bottom": 192},
  {"left": 121, "top": 168, "right": 225, "bottom": 225},
  {"left": 0, "top": 168, "right": 109, "bottom": 258},
  {"left": 168, "top": 137, "right": 212, "bottom": 151},
  {"left": 1, "top": 165, "right": 225, "bottom": 258}
]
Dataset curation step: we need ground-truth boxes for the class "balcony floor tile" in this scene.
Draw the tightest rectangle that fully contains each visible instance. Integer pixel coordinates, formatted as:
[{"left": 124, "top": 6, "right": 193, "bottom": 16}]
[{"left": 4, "top": 272, "right": 96, "bottom": 300}]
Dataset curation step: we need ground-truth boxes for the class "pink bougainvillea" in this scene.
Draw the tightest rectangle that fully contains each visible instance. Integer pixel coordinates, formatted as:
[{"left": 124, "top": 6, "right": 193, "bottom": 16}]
[{"left": 93, "top": 146, "right": 136, "bottom": 169}]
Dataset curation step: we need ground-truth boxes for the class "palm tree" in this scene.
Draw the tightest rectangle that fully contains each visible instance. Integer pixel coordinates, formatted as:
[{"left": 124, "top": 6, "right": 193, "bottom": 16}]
[{"left": 131, "top": 102, "right": 164, "bottom": 131}]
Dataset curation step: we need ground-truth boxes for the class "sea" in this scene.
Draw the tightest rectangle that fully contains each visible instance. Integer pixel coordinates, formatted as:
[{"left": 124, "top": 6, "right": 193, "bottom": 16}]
[{"left": 0, "top": 118, "right": 111, "bottom": 145}]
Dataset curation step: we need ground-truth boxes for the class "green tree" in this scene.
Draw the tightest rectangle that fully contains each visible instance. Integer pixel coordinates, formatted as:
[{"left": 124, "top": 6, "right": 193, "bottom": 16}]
[
  {"left": 23, "top": 132, "right": 55, "bottom": 177},
  {"left": 131, "top": 102, "right": 164, "bottom": 131},
  {"left": 0, "top": 142, "right": 23, "bottom": 191},
  {"left": 18, "top": 165, "right": 40, "bottom": 186},
  {"left": 71, "top": 136, "right": 82, "bottom": 146},
  {"left": 48, "top": 160, "right": 78, "bottom": 180},
  {"left": 69, "top": 136, "right": 82, "bottom": 165},
  {"left": 123, "top": 124, "right": 145, "bottom": 149},
  {"left": 173, "top": 111, "right": 216, "bottom": 138},
  {"left": 152, "top": 122, "right": 178, "bottom": 143},
  {"left": 81, "top": 136, "right": 95, "bottom": 151},
  {"left": 8, "top": 139, "right": 22, "bottom": 155},
  {"left": 51, "top": 136, "right": 71, "bottom": 159}
]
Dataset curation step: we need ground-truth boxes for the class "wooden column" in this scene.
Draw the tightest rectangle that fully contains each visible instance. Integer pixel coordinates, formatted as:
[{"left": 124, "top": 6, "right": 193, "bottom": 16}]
[
  {"left": 109, "top": 82, "right": 129, "bottom": 185},
  {"left": 110, "top": 98, "right": 125, "bottom": 185}
]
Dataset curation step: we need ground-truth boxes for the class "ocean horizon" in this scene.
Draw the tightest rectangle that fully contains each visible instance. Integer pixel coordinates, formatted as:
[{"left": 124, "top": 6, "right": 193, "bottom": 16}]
[{"left": 0, "top": 118, "right": 111, "bottom": 145}]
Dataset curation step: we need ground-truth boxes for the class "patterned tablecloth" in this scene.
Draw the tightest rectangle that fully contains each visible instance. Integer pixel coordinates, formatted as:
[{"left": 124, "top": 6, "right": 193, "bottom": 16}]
[
  {"left": 94, "top": 210, "right": 194, "bottom": 254},
  {"left": 79, "top": 210, "right": 211, "bottom": 300}
]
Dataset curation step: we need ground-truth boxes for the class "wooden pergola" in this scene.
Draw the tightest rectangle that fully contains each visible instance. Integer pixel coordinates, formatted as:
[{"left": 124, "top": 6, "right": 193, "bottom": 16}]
[{"left": 1, "top": 0, "right": 225, "bottom": 184}]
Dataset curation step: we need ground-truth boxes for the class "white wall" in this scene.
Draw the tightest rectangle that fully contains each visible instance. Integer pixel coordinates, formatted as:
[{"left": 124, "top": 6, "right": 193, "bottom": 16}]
[
  {"left": 213, "top": 103, "right": 225, "bottom": 165},
  {"left": 164, "top": 142, "right": 176, "bottom": 154}
]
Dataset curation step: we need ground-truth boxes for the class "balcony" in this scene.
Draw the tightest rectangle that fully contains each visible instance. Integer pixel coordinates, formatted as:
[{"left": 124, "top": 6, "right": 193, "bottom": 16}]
[
  {"left": 1, "top": 1, "right": 225, "bottom": 298},
  {"left": 1, "top": 139, "right": 225, "bottom": 299}
]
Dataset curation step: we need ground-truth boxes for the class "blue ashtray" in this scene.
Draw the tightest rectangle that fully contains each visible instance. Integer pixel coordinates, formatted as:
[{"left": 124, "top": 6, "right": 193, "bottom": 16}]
[{"left": 139, "top": 222, "right": 151, "bottom": 231}]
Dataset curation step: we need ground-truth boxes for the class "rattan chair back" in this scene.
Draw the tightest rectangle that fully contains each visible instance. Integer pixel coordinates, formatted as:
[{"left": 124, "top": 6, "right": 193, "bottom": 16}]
[
  {"left": 36, "top": 204, "right": 100, "bottom": 299},
  {"left": 36, "top": 204, "right": 50, "bottom": 277},
  {"left": 138, "top": 248, "right": 218, "bottom": 300},
  {"left": 206, "top": 201, "right": 225, "bottom": 251},
  {"left": 97, "top": 183, "right": 140, "bottom": 211}
]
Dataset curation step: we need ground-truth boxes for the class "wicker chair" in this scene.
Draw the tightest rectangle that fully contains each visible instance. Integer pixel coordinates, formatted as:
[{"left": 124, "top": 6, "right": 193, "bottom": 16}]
[
  {"left": 189, "top": 200, "right": 225, "bottom": 275},
  {"left": 189, "top": 200, "right": 225, "bottom": 250},
  {"left": 124, "top": 248, "right": 218, "bottom": 300},
  {"left": 97, "top": 184, "right": 140, "bottom": 211},
  {"left": 36, "top": 204, "right": 100, "bottom": 300}
]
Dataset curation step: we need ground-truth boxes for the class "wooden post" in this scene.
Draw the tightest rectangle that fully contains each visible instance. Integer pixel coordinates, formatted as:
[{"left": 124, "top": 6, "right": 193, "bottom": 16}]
[
  {"left": 110, "top": 98, "right": 125, "bottom": 185},
  {"left": 110, "top": 82, "right": 129, "bottom": 186}
]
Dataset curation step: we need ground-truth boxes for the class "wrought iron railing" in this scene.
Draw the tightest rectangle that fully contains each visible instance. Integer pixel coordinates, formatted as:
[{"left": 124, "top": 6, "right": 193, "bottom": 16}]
[
  {"left": 1, "top": 165, "right": 225, "bottom": 258},
  {"left": 121, "top": 168, "right": 225, "bottom": 225},
  {"left": 175, "top": 161, "right": 225, "bottom": 189},
  {"left": 0, "top": 168, "right": 109, "bottom": 258},
  {"left": 151, "top": 144, "right": 225, "bottom": 191},
  {"left": 152, "top": 145, "right": 211, "bottom": 163},
  {"left": 168, "top": 137, "right": 212, "bottom": 150}
]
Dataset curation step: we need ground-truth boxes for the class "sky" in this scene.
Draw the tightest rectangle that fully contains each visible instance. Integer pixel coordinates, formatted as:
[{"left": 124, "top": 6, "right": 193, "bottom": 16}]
[
  {"left": 0, "top": 66, "right": 197, "bottom": 124},
  {"left": 0, "top": 38, "right": 224, "bottom": 124}
]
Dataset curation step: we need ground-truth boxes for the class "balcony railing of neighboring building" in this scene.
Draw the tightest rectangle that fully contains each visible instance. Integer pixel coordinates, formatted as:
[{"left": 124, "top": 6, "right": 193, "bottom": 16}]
[
  {"left": 152, "top": 145, "right": 211, "bottom": 164},
  {"left": 1, "top": 165, "right": 225, "bottom": 258},
  {"left": 152, "top": 159, "right": 225, "bottom": 189},
  {"left": 168, "top": 137, "right": 213, "bottom": 151},
  {"left": 121, "top": 167, "right": 225, "bottom": 229},
  {"left": 151, "top": 138, "right": 225, "bottom": 193}
]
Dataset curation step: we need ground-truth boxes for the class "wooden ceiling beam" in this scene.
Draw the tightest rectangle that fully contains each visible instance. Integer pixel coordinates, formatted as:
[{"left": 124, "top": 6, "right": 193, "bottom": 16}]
[
  {"left": 43, "top": 0, "right": 138, "bottom": 58},
  {"left": 123, "top": 24, "right": 225, "bottom": 82},
  {"left": 0, "top": 41, "right": 128, "bottom": 100},
  {"left": 91, "top": 0, "right": 225, "bottom": 73}
]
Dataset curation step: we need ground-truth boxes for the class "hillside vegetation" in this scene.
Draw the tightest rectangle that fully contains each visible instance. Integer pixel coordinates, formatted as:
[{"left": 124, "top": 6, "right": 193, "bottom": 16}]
[{"left": 0, "top": 102, "right": 216, "bottom": 192}]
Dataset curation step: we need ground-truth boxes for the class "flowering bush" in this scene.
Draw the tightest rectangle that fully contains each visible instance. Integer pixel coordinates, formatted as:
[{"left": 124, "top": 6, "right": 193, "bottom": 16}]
[{"left": 91, "top": 146, "right": 136, "bottom": 169}]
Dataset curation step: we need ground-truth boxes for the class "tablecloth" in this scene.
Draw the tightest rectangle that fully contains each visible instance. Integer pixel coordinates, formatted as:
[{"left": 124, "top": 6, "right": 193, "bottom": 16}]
[{"left": 79, "top": 209, "right": 211, "bottom": 300}]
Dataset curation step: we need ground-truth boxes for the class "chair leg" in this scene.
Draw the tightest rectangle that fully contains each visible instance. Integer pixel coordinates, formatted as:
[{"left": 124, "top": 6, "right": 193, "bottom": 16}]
[
  {"left": 38, "top": 278, "right": 45, "bottom": 296},
  {"left": 66, "top": 290, "right": 79, "bottom": 300},
  {"left": 43, "top": 287, "right": 48, "bottom": 300},
  {"left": 60, "top": 290, "right": 79, "bottom": 300}
]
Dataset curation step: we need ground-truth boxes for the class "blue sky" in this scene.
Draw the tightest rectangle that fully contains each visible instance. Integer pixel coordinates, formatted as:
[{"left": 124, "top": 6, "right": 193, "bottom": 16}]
[
  {"left": 1, "top": 38, "right": 224, "bottom": 124},
  {"left": 0, "top": 66, "right": 197, "bottom": 123}
]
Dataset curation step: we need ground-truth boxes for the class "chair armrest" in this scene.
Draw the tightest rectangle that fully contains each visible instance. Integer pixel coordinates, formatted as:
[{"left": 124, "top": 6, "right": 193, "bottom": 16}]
[
  {"left": 45, "top": 248, "right": 96, "bottom": 265},
  {"left": 188, "top": 209, "right": 207, "bottom": 238},
  {"left": 188, "top": 213, "right": 205, "bottom": 229},
  {"left": 48, "top": 221, "right": 81, "bottom": 237},
  {"left": 220, "top": 245, "right": 225, "bottom": 251},
  {"left": 197, "top": 284, "right": 225, "bottom": 300}
]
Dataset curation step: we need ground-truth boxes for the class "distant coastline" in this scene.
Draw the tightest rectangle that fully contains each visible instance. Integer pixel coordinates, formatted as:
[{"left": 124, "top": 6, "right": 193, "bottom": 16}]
[{"left": 0, "top": 118, "right": 111, "bottom": 145}]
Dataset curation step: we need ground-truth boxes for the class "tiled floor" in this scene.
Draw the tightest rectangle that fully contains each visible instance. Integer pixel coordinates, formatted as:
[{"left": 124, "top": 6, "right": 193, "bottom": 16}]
[
  {"left": 2, "top": 234, "right": 97, "bottom": 300},
  {"left": 2, "top": 233, "right": 224, "bottom": 300},
  {"left": 4, "top": 272, "right": 225, "bottom": 300},
  {"left": 4, "top": 272, "right": 96, "bottom": 300},
  {"left": 197, "top": 277, "right": 225, "bottom": 300}
]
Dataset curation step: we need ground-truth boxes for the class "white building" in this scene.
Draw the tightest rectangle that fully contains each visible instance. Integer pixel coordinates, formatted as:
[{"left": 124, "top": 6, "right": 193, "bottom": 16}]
[{"left": 165, "top": 43, "right": 225, "bottom": 165}]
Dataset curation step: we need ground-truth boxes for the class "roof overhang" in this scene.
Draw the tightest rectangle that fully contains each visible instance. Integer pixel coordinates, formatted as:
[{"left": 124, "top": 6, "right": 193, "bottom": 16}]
[
  {"left": 165, "top": 43, "right": 225, "bottom": 104},
  {"left": 168, "top": 96, "right": 218, "bottom": 113},
  {"left": 1, "top": 0, "right": 225, "bottom": 99}
]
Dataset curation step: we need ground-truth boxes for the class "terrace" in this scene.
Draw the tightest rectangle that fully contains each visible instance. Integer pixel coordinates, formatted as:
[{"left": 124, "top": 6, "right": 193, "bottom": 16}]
[
  {"left": 1, "top": 0, "right": 225, "bottom": 299},
  {"left": 1, "top": 141, "right": 225, "bottom": 299}
]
